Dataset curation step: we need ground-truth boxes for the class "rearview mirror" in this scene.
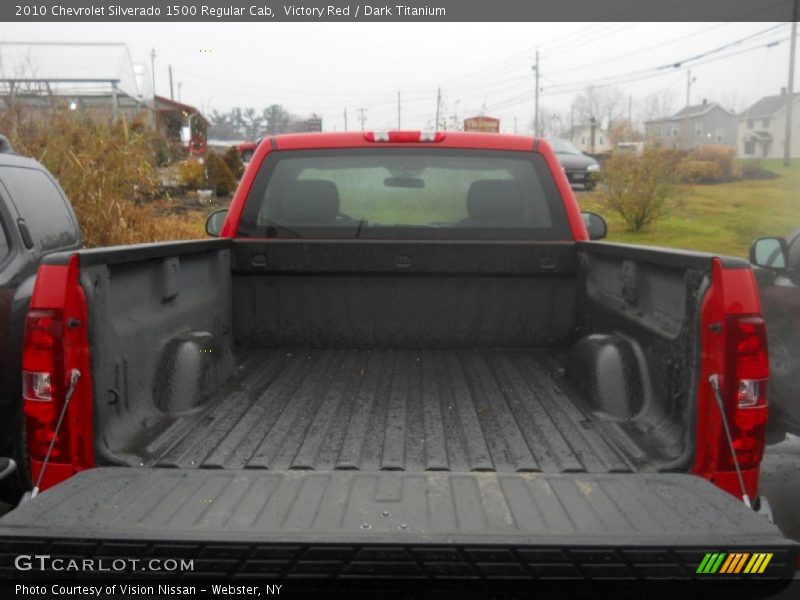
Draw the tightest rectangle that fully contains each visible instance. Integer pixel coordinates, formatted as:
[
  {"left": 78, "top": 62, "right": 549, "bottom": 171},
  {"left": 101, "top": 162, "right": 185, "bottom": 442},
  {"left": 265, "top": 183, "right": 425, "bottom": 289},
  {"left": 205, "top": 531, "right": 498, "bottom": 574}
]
[
  {"left": 205, "top": 209, "right": 229, "bottom": 237},
  {"left": 581, "top": 211, "right": 607, "bottom": 240},
  {"left": 750, "top": 237, "right": 788, "bottom": 270},
  {"left": 384, "top": 176, "right": 425, "bottom": 189}
]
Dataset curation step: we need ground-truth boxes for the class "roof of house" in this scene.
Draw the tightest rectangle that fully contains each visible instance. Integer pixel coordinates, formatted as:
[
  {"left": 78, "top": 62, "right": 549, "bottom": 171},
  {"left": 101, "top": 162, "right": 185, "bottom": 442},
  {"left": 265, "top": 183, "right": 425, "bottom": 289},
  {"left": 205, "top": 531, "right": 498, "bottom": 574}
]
[
  {"left": 0, "top": 41, "right": 149, "bottom": 101},
  {"left": 153, "top": 95, "right": 209, "bottom": 126},
  {"left": 646, "top": 101, "right": 733, "bottom": 124},
  {"left": 741, "top": 93, "right": 800, "bottom": 119}
]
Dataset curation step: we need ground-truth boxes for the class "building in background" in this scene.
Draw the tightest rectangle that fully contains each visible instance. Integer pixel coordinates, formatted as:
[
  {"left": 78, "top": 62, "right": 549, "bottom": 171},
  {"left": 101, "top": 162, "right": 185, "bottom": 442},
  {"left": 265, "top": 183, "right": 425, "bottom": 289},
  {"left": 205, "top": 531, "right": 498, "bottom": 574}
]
[
  {"left": 569, "top": 124, "right": 611, "bottom": 154},
  {"left": 644, "top": 99, "right": 738, "bottom": 150},
  {"left": 0, "top": 41, "right": 207, "bottom": 154},
  {"left": 153, "top": 95, "right": 208, "bottom": 156},
  {"left": 0, "top": 41, "right": 151, "bottom": 121},
  {"left": 737, "top": 89, "right": 800, "bottom": 159}
]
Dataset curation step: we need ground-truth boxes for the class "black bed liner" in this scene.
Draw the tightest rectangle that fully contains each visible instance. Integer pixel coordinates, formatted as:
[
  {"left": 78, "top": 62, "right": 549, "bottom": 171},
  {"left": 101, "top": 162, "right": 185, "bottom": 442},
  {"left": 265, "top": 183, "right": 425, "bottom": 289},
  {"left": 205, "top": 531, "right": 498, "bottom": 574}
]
[
  {"left": 136, "top": 348, "right": 669, "bottom": 473},
  {"left": 0, "top": 468, "right": 795, "bottom": 582}
]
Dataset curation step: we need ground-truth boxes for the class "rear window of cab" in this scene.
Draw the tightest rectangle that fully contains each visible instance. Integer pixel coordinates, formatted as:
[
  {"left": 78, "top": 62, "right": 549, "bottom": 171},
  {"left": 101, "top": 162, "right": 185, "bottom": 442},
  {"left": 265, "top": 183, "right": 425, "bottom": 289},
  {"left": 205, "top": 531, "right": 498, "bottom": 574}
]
[{"left": 237, "top": 148, "right": 571, "bottom": 240}]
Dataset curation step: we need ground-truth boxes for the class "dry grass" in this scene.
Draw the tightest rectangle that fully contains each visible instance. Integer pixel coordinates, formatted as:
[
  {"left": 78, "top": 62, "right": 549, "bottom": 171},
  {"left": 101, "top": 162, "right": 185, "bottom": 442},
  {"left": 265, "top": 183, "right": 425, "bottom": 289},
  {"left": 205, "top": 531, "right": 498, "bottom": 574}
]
[{"left": 0, "top": 105, "right": 205, "bottom": 247}]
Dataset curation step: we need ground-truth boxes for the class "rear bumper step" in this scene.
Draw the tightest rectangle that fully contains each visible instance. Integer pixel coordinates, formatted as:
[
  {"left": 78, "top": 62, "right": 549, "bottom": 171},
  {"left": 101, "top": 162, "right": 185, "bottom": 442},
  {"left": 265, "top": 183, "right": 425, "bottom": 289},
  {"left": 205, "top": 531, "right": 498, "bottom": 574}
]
[{"left": 0, "top": 468, "right": 796, "bottom": 581}]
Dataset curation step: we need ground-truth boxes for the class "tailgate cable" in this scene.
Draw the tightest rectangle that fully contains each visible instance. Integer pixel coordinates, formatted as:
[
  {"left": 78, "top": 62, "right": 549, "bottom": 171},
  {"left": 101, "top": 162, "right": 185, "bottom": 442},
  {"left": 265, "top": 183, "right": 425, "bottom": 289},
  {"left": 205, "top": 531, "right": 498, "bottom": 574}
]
[
  {"left": 25, "top": 369, "right": 81, "bottom": 502},
  {"left": 709, "top": 374, "right": 751, "bottom": 509}
]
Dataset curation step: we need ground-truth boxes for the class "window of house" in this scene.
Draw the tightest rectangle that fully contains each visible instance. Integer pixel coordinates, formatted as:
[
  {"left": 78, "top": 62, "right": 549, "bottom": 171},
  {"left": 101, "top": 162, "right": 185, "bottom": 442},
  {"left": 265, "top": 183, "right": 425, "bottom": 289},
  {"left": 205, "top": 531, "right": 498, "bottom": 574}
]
[
  {"left": 694, "top": 122, "right": 703, "bottom": 137},
  {"left": 747, "top": 120, "right": 754, "bottom": 129},
  {"left": 716, "top": 128, "right": 724, "bottom": 143},
  {"left": 762, "top": 119, "right": 770, "bottom": 128}
]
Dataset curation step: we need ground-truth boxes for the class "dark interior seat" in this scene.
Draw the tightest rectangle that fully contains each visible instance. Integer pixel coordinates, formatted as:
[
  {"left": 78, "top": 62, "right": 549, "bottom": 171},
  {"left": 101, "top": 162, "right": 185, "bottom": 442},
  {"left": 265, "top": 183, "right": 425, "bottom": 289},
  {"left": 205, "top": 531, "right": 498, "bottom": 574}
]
[
  {"left": 278, "top": 179, "right": 340, "bottom": 224},
  {"left": 460, "top": 179, "right": 526, "bottom": 227}
]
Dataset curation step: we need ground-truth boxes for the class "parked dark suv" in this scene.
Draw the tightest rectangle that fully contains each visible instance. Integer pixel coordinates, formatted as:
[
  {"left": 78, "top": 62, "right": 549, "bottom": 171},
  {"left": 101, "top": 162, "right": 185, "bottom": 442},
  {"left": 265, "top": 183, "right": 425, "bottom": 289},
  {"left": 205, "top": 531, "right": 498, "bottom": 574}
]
[
  {"left": 750, "top": 231, "right": 800, "bottom": 442},
  {"left": 0, "top": 135, "right": 82, "bottom": 502}
]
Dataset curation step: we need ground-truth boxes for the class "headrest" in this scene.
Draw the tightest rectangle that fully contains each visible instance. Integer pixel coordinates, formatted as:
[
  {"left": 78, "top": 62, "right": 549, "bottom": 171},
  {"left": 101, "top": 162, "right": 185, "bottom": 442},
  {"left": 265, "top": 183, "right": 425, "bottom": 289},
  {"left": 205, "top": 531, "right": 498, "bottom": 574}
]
[
  {"left": 466, "top": 180, "right": 525, "bottom": 221},
  {"left": 279, "top": 180, "right": 340, "bottom": 223}
]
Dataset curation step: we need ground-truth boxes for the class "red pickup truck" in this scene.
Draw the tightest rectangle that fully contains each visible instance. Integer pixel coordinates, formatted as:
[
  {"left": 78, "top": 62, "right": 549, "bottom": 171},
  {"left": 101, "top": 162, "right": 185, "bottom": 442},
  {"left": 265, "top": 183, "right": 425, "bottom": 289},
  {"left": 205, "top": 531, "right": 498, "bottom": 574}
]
[{"left": 0, "top": 131, "right": 795, "bottom": 590}]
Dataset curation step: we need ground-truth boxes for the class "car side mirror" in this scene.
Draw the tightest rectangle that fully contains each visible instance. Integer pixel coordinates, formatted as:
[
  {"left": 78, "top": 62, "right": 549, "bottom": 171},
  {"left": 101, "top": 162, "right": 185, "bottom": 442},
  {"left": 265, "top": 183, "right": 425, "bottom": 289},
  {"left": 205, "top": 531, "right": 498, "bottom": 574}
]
[
  {"left": 205, "top": 209, "right": 229, "bottom": 237},
  {"left": 581, "top": 211, "right": 607, "bottom": 240},
  {"left": 750, "top": 237, "right": 788, "bottom": 270}
]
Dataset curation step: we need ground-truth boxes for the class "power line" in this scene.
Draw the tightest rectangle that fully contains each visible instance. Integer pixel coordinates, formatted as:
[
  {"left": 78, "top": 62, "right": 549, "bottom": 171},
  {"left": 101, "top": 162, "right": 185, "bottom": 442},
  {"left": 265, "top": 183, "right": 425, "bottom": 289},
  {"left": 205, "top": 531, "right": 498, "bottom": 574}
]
[{"left": 481, "top": 36, "right": 788, "bottom": 114}]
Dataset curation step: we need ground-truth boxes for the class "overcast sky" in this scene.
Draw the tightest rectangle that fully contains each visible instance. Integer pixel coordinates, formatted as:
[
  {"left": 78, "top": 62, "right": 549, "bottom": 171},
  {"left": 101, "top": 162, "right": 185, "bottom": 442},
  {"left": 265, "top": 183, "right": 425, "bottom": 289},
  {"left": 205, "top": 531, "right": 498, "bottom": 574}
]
[{"left": 2, "top": 21, "right": 796, "bottom": 133}]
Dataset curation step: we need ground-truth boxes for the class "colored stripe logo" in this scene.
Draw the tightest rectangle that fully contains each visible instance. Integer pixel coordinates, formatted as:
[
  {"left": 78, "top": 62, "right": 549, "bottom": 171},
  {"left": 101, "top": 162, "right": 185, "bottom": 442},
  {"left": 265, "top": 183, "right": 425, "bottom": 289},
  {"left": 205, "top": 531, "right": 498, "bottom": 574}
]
[{"left": 696, "top": 552, "right": 773, "bottom": 574}]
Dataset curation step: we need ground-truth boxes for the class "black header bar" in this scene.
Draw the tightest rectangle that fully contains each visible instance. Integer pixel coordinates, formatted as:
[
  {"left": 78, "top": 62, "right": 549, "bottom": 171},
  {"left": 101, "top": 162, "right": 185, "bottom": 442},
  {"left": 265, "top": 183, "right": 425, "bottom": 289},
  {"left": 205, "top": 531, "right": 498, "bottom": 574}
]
[{"left": 3, "top": 0, "right": 795, "bottom": 22}]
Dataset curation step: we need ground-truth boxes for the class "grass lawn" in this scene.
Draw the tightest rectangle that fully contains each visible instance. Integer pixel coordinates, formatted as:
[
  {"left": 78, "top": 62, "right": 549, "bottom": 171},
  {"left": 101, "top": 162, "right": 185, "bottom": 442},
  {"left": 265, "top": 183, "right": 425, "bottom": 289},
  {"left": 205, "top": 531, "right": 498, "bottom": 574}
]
[{"left": 576, "top": 158, "right": 800, "bottom": 258}]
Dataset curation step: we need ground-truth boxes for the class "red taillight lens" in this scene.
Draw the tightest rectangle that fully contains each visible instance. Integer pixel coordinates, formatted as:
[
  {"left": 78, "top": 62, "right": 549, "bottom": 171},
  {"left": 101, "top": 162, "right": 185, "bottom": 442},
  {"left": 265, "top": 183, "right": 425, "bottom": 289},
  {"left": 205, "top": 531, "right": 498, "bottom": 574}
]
[
  {"left": 364, "top": 130, "right": 446, "bottom": 143},
  {"left": 731, "top": 316, "right": 769, "bottom": 407},
  {"left": 720, "top": 316, "right": 769, "bottom": 470},
  {"left": 22, "top": 309, "right": 69, "bottom": 462}
]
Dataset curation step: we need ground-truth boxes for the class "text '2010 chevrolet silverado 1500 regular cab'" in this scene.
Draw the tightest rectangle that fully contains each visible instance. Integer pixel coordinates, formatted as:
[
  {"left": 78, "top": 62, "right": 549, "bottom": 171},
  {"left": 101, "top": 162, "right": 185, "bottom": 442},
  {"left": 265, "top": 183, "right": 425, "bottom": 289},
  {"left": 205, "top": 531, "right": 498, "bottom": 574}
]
[{"left": 0, "top": 131, "right": 796, "bottom": 590}]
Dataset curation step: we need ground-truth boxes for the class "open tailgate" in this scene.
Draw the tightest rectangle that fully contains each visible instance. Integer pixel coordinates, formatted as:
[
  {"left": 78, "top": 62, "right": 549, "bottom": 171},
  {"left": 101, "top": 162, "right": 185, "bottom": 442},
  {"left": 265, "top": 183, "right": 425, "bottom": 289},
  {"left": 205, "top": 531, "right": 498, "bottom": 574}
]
[{"left": 0, "top": 468, "right": 796, "bottom": 585}]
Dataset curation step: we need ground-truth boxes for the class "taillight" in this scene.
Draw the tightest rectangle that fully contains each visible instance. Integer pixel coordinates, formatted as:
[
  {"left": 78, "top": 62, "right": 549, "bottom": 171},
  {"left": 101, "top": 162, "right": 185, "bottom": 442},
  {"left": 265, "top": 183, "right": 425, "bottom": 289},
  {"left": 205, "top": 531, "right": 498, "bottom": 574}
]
[
  {"left": 364, "top": 130, "right": 446, "bottom": 143},
  {"left": 22, "top": 309, "right": 70, "bottom": 462},
  {"left": 720, "top": 315, "right": 769, "bottom": 470}
]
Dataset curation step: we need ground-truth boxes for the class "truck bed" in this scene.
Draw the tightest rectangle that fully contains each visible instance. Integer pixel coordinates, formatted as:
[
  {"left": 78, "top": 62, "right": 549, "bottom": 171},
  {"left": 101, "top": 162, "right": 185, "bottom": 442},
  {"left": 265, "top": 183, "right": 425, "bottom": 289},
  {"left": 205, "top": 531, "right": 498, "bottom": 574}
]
[{"left": 138, "top": 348, "right": 652, "bottom": 473}]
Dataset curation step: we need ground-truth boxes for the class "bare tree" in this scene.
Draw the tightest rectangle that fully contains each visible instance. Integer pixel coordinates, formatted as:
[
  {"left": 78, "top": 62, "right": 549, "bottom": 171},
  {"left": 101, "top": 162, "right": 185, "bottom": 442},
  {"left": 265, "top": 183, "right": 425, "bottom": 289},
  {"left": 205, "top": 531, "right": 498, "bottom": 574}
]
[
  {"left": 572, "top": 85, "right": 626, "bottom": 128},
  {"left": 712, "top": 90, "right": 746, "bottom": 114},
  {"left": 637, "top": 87, "right": 678, "bottom": 123},
  {"left": 207, "top": 109, "right": 240, "bottom": 140},
  {"left": 534, "top": 106, "right": 565, "bottom": 138},
  {"left": 263, "top": 104, "right": 292, "bottom": 135}
]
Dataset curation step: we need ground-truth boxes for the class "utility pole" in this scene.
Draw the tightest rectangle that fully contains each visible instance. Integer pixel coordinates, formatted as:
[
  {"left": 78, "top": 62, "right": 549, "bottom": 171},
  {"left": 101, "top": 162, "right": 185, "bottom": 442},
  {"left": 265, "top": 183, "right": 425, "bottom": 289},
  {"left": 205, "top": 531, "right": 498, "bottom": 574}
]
[
  {"left": 435, "top": 87, "right": 441, "bottom": 131},
  {"left": 357, "top": 108, "right": 367, "bottom": 130},
  {"left": 168, "top": 65, "right": 174, "bottom": 100},
  {"left": 684, "top": 69, "right": 696, "bottom": 149},
  {"left": 178, "top": 82, "right": 182, "bottom": 102},
  {"left": 628, "top": 94, "right": 632, "bottom": 125},
  {"left": 343, "top": 107, "right": 348, "bottom": 131},
  {"left": 150, "top": 49, "right": 156, "bottom": 97},
  {"left": 784, "top": 0, "right": 798, "bottom": 167},
  {"left": 533, "top": 49, "right": 540, "bottom": 136},
  {"left": 570, "top": 104, "right": 574, "bottom": 138},
  {"left": 397, "top": 91, "right": 401, "bottom": 129}
]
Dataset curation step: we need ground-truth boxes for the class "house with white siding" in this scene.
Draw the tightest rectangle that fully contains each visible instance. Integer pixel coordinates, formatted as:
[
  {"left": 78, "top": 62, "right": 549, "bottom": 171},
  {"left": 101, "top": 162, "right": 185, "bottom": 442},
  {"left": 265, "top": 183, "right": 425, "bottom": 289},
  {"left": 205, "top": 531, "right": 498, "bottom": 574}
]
[{"left": 737, "top": 89, "right": 800, "bottom": 158}]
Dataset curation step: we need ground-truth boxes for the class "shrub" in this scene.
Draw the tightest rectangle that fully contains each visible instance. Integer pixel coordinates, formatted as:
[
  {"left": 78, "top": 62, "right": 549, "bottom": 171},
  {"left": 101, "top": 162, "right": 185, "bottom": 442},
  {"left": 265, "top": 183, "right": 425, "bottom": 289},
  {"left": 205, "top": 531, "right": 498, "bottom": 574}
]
[
  {"left": 177, "top": 158, "right": 207, "bottom": 190},
  {"left": 676, "top": 160, "right": 723, "bottom": 184},
  {"left": 204, "top": 152, "right": 237, "bottom": 195},
  {"left": 222, "top": 145, "right": 245, "bottom": 178},
  {"left": 153, "top": 135, "right": 185, "bottom": 167},
  {"left": 737, "top": 158, "right": 779, "bottom": 180},
  {"left": 693, "top": 146, "right": 737, "bottom": 181},
  {"left": 597, "top": 147, "right": 687, "bottom": 232}
]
